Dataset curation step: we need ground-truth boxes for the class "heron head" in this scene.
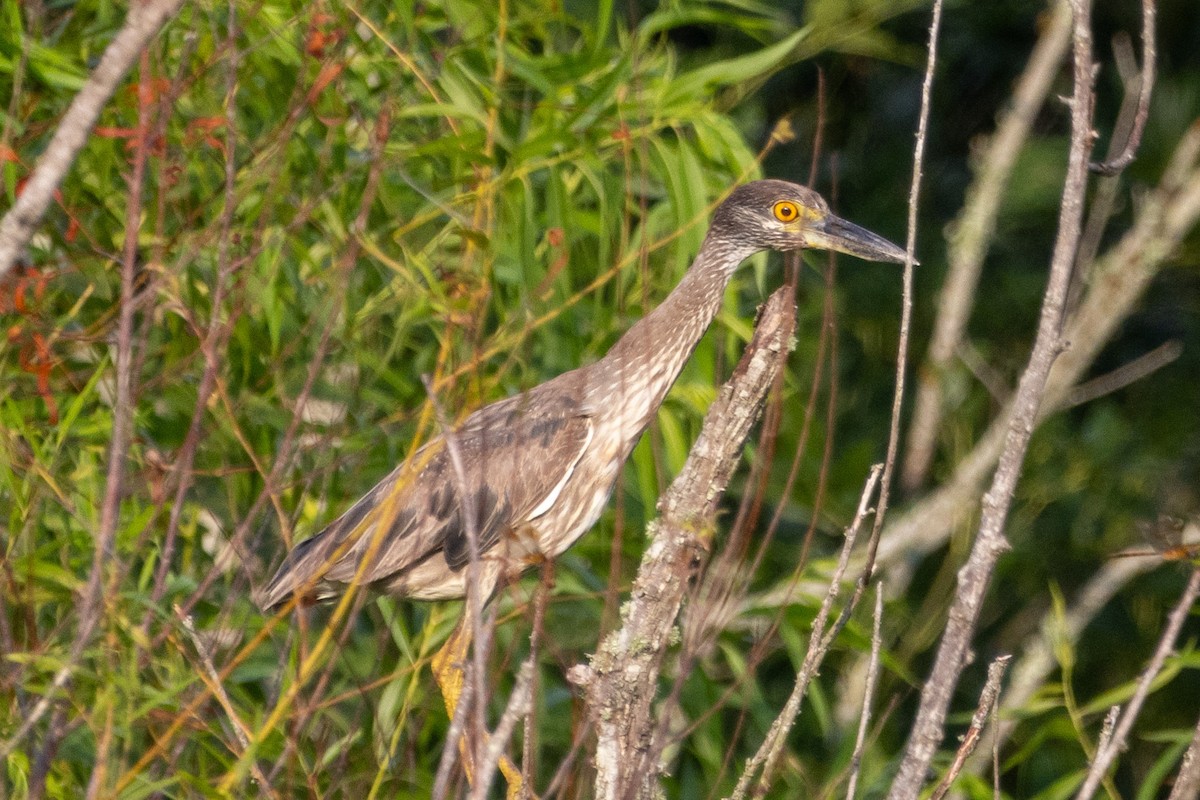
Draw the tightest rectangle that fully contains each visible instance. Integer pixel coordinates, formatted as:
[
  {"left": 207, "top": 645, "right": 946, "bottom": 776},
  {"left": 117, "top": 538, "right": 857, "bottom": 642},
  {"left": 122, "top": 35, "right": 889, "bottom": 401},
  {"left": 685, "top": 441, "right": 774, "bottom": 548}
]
[{"left": 709, "top": 179, "right": 909, "bottom": 265}]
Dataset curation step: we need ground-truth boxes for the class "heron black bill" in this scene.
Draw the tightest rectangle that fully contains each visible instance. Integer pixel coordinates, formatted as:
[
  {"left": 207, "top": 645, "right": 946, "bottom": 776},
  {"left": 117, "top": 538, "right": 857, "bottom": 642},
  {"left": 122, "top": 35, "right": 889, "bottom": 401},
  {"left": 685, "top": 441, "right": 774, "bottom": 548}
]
[{"left": 809, "top": 214, "right": 910, "bottom": 265}]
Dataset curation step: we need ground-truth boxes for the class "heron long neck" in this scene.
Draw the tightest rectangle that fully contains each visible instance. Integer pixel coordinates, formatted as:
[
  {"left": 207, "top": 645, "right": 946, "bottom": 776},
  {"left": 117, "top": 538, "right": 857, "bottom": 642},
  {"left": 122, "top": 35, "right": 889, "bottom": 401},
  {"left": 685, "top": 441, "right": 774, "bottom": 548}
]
[{"left": 590, "top": 237, "right": 751, "bottom": 443}]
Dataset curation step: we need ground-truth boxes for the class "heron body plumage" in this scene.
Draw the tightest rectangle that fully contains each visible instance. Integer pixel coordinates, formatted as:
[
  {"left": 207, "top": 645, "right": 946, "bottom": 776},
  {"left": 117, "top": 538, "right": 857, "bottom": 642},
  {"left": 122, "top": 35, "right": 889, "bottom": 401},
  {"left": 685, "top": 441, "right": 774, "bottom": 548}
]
[{"left": 256, "top": 179, "right": 907, "bottom": 612}]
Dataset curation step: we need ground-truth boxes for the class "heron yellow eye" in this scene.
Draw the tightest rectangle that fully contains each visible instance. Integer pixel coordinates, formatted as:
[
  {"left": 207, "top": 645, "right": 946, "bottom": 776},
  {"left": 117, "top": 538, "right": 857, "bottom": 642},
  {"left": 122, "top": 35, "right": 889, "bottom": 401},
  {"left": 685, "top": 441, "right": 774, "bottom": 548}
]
[{"left": 772, "top": 200, "right": 800, "bottom": 222}]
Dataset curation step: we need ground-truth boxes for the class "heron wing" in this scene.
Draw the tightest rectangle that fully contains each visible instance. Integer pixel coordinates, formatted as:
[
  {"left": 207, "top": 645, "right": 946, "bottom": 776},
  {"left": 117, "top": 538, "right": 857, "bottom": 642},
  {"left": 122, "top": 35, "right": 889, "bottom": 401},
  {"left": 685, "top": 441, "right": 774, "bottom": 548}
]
[
  {"left": 439, "top": 397, "right": 594, "bottom": 571},
  {"left": 256, "top": 386, "right": 592, "bottom": 608}
]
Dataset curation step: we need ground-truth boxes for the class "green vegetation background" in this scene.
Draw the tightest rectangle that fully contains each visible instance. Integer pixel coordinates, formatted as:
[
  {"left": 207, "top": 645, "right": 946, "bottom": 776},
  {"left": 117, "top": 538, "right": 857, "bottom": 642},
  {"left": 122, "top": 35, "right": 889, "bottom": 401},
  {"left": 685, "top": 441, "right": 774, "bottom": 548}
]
[{"left": 1, "top": 0, "right": 1198, "bottom": 797}]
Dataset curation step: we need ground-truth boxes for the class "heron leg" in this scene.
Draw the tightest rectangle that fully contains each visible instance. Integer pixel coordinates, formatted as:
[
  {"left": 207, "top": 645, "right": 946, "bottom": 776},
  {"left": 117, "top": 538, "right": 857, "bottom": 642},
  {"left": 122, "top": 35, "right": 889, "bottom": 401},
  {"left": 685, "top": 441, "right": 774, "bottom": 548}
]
[
  {"left": 431, "top": 614, "right": 471, "bottom": 727},
  {"left": 431, "top": 614, "right": 533, "bottom": 800}
]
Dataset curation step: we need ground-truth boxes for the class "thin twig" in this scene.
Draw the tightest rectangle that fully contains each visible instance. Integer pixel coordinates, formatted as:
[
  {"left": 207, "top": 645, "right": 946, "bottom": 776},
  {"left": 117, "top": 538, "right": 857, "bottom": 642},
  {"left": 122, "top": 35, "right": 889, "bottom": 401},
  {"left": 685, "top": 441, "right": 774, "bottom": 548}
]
[
  {"left": 144, "top": 0, "right": 240, "bottom": 625},
  {"left": 992, "top": 712, "right": 1002, "bottom": 800},
  {"left": 173, "top": 606, "right": 278, "bottom": 799},
  {"left": 903, "top": 0, "right": 1073, "bottom": 490},
  {"left": 522, "top": 562, "right": 554, "bottom": 798},
  {"left": 955, "top": 341, "right": 1013, "bottom": 405},
  {"left": 885, "top": 1, "right": 1097, "bottom": 796},
  {"left": 1166, "top": 711, "right": 1200, "bottom": 800},
  {"left": 1074, "top": 568, "right": 1200, "bottom": 800},
  {"left": 727, "top": 464, "right": 882, "bottom": 800},
  {"left": 472, "top": 660, "right": 535, "bottom": 800},
  {"left": 1095, "top": 707, "right": 1120, "bottom": 768},
  {"left": 1070, "top": 30, "right": 1148, "bottom": 319},
  {"left": 0, "top": 0, "right": 187, "bottom": 276},
  {"left": 844, "top": 584, "right": 885, "bottom": 800},
  {"left": 928, "top": 655, "right": 1012, "bottom": 800},
  {"left": 434, "top": 671, "right": 477, "bottom": 799},
  {"left": 542, "top": 718, "right": 593, "bottom": 800},
  {"left": 855, "top": 0, "right": 939, "bottom": 590},
  {"left": 83, "top": 701, "right": 115, "bottom": 800},
  {"left": 1090, "top": 0, "right": 1156, "bottom": 174},
  {"left": 1063, "top": 340, "right": 1182, "bottom": 407}
]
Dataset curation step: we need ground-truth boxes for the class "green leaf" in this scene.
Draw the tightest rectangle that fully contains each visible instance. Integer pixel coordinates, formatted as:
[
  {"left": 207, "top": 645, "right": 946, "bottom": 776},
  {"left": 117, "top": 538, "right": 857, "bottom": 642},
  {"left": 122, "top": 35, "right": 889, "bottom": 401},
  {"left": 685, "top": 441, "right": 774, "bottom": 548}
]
[{"left": 664, "top": 28, "right": 809, "bottom": 105}]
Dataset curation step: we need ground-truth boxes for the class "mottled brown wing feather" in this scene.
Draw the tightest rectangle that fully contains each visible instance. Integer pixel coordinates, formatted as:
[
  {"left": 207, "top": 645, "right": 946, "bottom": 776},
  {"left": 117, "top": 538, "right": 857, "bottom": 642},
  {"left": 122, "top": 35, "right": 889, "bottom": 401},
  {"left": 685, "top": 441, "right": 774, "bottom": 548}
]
[
  {"left": 256, "top": 386, "right": 591, "bottom": 609},
  {"left": 439, "top": 401, "right": 593, "bottom": 571}
]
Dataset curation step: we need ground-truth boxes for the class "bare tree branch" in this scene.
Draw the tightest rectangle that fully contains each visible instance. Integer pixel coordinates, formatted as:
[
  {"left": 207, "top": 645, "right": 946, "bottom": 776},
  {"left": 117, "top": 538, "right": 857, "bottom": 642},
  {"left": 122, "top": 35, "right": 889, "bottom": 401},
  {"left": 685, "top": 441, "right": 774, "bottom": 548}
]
[
  {"left": 1074, "top": 568, "right": 1200, "bottom": 800},
  {"left": 1167, "top": 712, "right": 1200, "bottom": 800},
  {"left": 844, "top": 584, "right": 885, "bottom": 800},
  {"left": 878, "top": 119, "right": 1200, "bottom": 570},
  {"left": 1090, "top": 0, "right": 1156, "bottom": 174},
  {"left": 903, "top": 0, "right": 1073, "bottom": 491},
  {"left": 144, "top": 0, "right": 238, "bottom": 629},
  {"left": 174, "top": 606, "right": 277, "bottom": 799},
  {"left": 885, "top": 2, "right": 1098, "bottom": 795},
  {"left": 472, "top": 660, "right": 535, "bottom": 800},
  {"left": 727, "top": 465, "right": 882, "bottom": 800},
  {"left": 0, "top": 0, "right": 187, "bottom": 277},
  {"left": 1063, "top": 339, "right": 1182, "bottom": 407},
  {"left": 929, "top": 655, "right": 1011, "bottom": 800},
  {"left": 522, "top": 564, "right": 553, "bottom": 797},
  {"left": 581, "top": 286, "right": 797, "bottom": 800},
  {"left": 858, "top": 0, "right": 939, "bottom": 583},
  {"left": 1070, "top": 30, "right": 1151, "bottom": 316}
]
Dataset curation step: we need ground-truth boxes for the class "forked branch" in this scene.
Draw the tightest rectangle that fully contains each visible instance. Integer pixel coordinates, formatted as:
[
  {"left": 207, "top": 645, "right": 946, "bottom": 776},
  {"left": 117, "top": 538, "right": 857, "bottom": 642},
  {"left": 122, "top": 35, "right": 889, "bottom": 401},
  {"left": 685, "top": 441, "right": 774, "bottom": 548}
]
[{"left": 885, "top": 1, "right": 1098, "bottom": 796}]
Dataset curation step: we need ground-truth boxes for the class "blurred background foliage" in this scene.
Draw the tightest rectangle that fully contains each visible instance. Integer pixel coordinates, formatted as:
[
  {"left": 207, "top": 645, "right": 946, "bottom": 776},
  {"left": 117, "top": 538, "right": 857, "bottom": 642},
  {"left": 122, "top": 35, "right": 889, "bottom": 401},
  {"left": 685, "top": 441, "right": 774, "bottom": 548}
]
[{"left": 1, "top": 0, "right": 1198, "bottom": 797}]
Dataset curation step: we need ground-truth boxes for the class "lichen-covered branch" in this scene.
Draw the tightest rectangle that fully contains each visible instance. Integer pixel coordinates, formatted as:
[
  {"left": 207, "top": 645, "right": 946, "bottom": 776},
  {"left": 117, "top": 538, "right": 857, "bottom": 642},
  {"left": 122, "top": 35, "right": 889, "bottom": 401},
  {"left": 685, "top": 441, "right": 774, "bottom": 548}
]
[{"left": 579, "top": 287, "right": 796, "bottom": 800}]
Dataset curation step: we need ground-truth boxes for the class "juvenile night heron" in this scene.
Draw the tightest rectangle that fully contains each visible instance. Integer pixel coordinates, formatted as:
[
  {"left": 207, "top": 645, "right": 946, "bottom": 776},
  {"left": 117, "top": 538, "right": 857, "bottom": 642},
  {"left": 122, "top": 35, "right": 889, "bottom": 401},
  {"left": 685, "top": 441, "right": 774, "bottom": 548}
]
[{"left": 257, "top": 179, "right": 905, "bottom": 785}]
